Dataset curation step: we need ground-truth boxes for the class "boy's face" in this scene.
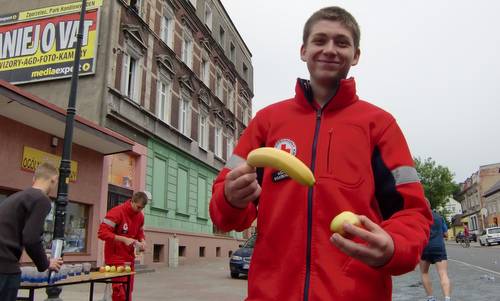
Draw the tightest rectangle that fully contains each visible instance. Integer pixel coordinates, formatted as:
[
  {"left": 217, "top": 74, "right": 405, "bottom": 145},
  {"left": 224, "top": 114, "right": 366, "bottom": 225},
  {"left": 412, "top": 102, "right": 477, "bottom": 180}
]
[
  {"left": 301, "top": 20, "right": 360, "bottom": 86},
  {"left": 48, "top": 175, "right": 58, "bottom": 194}
]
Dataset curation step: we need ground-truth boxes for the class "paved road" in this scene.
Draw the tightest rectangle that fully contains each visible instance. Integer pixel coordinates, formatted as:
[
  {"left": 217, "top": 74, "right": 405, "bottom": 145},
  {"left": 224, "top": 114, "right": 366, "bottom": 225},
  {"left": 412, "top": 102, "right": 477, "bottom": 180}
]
[
  {"left": 25, "top": 243, "right": 499, "bottom": 300},
  {"left": 393, "top": 242, "right": 500, "bottom": 300}
]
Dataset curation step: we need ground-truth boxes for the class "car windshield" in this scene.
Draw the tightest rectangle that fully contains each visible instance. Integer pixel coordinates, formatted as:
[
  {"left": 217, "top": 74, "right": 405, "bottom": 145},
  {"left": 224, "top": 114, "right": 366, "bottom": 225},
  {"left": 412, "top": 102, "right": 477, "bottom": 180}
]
[
  {"left": 243, "top": 234, "right": 257, "bottom": 248},
  {"left": 488, "top": 228, "right": 500, "bottom": 234}
]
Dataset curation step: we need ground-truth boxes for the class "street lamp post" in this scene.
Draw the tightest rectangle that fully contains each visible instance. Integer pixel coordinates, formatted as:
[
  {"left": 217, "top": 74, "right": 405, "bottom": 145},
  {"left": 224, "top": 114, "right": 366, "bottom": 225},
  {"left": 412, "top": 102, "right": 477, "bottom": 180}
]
[{"left": 46, "top": 0, "right": 87, "bottom": 300}]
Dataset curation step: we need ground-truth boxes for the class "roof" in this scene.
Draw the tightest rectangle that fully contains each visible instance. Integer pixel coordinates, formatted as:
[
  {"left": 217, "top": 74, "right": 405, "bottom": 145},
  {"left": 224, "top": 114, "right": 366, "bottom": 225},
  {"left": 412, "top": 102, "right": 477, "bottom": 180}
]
[
  {"left": 484, "top": 180, "right": 500, "bottom": 198},
  {"left": 0, "top": 80, "right": 134, "bottom": 154}
]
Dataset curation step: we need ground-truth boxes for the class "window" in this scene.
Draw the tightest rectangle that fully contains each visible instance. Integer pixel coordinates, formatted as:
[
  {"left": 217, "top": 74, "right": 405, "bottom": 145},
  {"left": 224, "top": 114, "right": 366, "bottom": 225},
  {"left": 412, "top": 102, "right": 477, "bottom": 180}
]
[
  {"left": 122, "top": 53, "right": 139, "bottom": 102},
  {"left": 43, "top": 201, "right": 89, "bottom": 253},
  {"left": 152, "top": 156, "right": 167, "bottom": 209},
  {"left": 243, "top": 105, "right": 249, "bottom": 126},
  {"left": 216, "top": 72, "right": 223, "bottom": 99},
  {"left": 160, "top": 13, "right": 174, "bottom": 48},
  {"left": 197, "top": 176, "right": 207, "bottom": 218},
  {"left": 153, "top": 244, "right": 164, "bottom": 263},
  {"left": 179, "top": 96, "right": 190, "bottom": 136},
  {"left": 216, "top": 247, "right": 221, "bottom": 257},
  {"left": 179, "top": 246, "right": 186, "bottom": 257},
  {"left": 230, "top": 42, "right": 235, "bottom": 63},
  {"left": 227, "top": 85, "right": 234, "bottom": 112},
  {"left": 243, "top": 63, "right": 248, "bottom": 80},
  {"left": 219, "top": 26, "right": 225, "bottom": 49},
  {"left": 199, "top": 246, "right": 205, "bottom": 257},
  {"left": 181, "top": 31, "right": 193, "bottom": 69},
  {"left": 198, "top": 113, "right": 208, "bottom": 150},
  {"left": 130, "top": 0, "right": 142, "bottom": 15},
  {"left": 157, "top": 78, "right": 171, "bottom": 123},
  {"left": 214, "top": 125, "right": 223, "bottom": 158},
  {"left": 200, "top": 58, "right": 210, "bottom": 86},
  {"left": 204, "top": 3, "right": 212, "bottom": 30},
  {"left": 176, "top": 167, "right": 188, "bottom": 214},
  {"left": 227, "top": 136, "right": 234, "bottom": 158}
]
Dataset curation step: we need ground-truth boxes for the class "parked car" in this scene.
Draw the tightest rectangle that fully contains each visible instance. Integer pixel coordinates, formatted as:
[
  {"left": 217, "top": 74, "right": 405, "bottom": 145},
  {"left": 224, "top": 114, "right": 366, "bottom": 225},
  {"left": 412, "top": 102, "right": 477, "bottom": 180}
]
[
  {"left": 479, "top": 227, "right": 500, "bottom": 246},
  {"left": 455, "top": 231, "right": 477, "bottom": 243},
  {"left": 229, "top": 233, "right": 256, "bottom": 279}
]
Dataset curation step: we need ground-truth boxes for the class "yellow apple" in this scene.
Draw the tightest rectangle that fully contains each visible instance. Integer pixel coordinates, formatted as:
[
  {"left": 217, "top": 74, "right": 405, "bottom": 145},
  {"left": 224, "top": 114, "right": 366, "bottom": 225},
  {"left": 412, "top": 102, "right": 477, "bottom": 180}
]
[
  {"left": 330, "top": 211, "right": 361, "bottom": 237},
  {"left": 125, "top": 266, "right": 132, "bottom": 273},
  {"left": 105, "top": 265, "right": 111, "bottom": 272},
  {"left": 117, "top": 266, "right": 124, "bottom": 273},
  {"left": 110, "top": 266, "right": 116, "bottom": 273}
]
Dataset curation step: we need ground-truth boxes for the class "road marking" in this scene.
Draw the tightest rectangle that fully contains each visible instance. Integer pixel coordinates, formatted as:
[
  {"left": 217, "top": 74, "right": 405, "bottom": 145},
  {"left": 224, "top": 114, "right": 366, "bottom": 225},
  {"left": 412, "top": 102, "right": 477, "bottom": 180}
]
[{"left": 449, "top": 259, "right": 500, "bottom": 276}]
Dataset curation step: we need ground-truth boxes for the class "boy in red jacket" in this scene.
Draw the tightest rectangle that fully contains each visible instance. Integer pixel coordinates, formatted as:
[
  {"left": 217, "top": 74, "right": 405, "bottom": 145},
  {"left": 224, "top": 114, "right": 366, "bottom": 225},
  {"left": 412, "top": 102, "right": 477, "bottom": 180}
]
[
  {"left": 209, "top": 6, "right": 432, "bottom": 301},
  {"left": 98, "top": 191, "right": 148, "bottom": 301}
]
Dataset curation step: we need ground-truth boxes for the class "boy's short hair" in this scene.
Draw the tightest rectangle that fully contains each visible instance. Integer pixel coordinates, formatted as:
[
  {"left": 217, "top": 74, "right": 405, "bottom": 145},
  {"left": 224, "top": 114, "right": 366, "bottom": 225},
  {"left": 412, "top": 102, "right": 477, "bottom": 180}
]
[
  {"left": 303, "top": 6, "right": 361, "bottom": 49},
  {"left": 34, "top": 162, "right": 59, "bottom": 181},
  {"left": 132, "top": 191, "right": 149, "bottom": 205}
]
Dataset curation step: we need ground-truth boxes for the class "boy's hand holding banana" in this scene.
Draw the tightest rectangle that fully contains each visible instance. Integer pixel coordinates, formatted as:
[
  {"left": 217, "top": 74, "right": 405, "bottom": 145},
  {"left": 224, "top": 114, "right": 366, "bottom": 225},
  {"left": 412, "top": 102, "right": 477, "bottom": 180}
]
[{"left": 224, "top": 147, "right": 315, "bottom": 209}]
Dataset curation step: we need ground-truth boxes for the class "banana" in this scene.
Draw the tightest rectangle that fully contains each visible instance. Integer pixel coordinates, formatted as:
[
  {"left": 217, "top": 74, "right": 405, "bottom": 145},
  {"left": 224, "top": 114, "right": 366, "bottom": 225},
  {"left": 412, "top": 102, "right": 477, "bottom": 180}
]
[{"left": 246, "top": 147, "right": 315, "bottom": 186}]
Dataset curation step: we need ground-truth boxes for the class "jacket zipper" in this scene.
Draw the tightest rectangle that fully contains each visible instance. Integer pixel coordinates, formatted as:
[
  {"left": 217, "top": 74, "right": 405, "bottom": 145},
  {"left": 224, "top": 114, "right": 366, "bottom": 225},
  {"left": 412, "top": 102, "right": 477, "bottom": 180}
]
[
  {"left": 303, "top": 109, "right": 322, "bottom": 301},
  {"left": 327, "top": 129, "right": 333, "bottom": 173}
]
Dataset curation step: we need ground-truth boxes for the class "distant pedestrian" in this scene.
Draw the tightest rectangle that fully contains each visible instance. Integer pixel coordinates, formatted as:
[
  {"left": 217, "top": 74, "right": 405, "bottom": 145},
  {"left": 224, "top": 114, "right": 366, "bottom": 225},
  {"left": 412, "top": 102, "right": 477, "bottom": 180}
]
[
  {"left": 0, "top": 162, "right": 64, "bottom": 301},
  {"left": 419, "top": 209, "right": 451, "bottom": 301}
]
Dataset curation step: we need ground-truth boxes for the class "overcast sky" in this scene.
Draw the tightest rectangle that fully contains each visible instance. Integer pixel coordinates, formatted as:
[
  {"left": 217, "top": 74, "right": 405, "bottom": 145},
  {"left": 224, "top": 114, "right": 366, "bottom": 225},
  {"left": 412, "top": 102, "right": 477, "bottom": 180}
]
[{"left": 221, "top": 0, "right": 500, "bottom": 183}]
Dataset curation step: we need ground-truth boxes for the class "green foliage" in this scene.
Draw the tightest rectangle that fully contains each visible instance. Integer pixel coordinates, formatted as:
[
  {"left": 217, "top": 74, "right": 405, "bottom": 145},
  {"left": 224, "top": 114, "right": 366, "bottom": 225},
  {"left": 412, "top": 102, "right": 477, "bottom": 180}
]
[{"left": 414, "top": 157, "right": 459, "bottom": 210}]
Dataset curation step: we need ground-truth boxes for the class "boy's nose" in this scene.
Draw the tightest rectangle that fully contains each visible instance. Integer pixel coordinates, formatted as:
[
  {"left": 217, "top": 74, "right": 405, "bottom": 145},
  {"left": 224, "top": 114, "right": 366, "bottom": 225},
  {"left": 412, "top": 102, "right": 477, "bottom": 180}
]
[{"left": 323, "top": 40, "right": 337, "bottom": 55}]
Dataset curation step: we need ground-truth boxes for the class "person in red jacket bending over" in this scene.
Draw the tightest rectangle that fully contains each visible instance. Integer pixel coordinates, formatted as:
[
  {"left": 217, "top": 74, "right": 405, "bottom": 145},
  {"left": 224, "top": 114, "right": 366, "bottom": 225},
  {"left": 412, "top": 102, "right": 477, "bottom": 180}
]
[
  {"left": 209, "top": 6, "right": 433, "bottom": 301},
  {"left": 98, "top": 191, "right": 148, "bottom": 301}
]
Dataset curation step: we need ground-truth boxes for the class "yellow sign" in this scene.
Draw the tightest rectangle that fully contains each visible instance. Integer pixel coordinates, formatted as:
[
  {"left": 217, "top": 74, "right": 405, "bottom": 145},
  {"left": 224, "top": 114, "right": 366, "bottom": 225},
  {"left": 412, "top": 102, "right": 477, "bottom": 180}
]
[
  {"left": 0, "top": 0, "right": 103, "bottom": 84},
  {"left": 21, "top": 146, "right": 78, "bottom": 182}
]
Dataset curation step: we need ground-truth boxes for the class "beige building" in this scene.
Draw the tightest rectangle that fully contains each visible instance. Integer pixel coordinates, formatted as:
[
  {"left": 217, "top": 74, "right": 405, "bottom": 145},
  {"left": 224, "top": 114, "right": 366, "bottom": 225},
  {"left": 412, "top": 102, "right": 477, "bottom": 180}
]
[
  {"left": 483, "top": 180, "right": 500, "bottom": 227},
  {"left": 458, "top": 163, "right": 500, "bottom": 234}
]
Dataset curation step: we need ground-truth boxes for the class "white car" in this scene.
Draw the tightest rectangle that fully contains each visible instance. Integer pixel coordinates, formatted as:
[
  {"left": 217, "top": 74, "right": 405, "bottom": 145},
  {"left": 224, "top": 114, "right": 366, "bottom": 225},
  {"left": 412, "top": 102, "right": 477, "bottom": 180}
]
[{"left": 479, "top": 227, "right": 500, "bottom": 246}]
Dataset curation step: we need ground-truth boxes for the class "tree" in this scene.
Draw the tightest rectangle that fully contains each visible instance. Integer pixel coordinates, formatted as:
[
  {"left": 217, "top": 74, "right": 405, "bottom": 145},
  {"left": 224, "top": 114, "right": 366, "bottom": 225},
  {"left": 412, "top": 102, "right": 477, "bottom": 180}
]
[{"left": 414, "top": 157, "right": 459, "bottom": 210}]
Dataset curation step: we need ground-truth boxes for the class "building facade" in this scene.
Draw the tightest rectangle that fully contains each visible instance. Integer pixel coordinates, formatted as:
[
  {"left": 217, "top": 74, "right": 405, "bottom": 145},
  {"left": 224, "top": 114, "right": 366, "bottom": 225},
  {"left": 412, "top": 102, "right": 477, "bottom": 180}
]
[
  {"left": 458, "top": 163, "right": 500, "bottom": 234},
  {"left": 440, "top": 197, "right": 462, "bottom": 223},
  {"left": 0, "top": 81, "right": 133, "bottom": 266},
  {"left": 483, "top": 181, "right": 500, "bottom": 227},
  {"left": 0, "top": 0, "right": 254, "bottom": 267}
]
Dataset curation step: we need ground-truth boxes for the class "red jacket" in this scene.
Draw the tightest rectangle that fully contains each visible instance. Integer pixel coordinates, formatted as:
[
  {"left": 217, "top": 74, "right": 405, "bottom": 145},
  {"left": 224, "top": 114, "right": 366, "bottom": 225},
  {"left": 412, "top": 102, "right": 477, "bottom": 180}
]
[
  {"left": 98, "top": 200, "right": 145, "bottom": 265},
  {"left": 210, "top": 78, "right": 432, "bottom": 301}
]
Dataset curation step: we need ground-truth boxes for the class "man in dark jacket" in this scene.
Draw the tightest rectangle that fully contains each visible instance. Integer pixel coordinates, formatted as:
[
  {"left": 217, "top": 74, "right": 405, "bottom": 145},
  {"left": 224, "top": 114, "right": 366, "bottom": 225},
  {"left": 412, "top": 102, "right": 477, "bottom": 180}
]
[{"left": 0, "top": 162, "right": 64, "bottom": 301}]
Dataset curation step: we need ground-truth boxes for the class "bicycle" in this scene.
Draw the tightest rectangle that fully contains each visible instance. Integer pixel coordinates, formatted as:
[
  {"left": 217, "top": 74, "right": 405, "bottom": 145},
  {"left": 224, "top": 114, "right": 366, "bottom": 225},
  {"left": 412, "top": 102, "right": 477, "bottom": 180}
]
[{"left": 458, "top": 236, "right": 470, "bottom": 248}]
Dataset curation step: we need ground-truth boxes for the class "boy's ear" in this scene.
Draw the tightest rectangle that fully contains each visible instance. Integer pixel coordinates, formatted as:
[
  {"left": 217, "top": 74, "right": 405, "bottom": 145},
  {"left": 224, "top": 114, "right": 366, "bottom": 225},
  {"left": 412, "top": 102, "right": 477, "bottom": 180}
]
[
  {"left": 351, "top": 48, "right": 361, "bottom": 66},
  {"left": 300, "top": 44, "right": 307, "bottom": 62}
]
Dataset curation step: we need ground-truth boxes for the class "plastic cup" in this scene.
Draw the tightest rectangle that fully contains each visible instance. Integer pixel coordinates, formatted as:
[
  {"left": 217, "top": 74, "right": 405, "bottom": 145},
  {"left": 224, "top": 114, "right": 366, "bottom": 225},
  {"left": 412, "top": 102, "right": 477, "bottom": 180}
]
[
  {"left": 26, "top": 267, "right": 36, "bottom": 283},
  {"left": 75, "top": 264, "right": 83, "bottom": 276},
  {"left": 83, "top": 263, "right": 91, "bottom": 275},
  {"left": 68, "top": 265, "right": 75, "bottom": 277}
]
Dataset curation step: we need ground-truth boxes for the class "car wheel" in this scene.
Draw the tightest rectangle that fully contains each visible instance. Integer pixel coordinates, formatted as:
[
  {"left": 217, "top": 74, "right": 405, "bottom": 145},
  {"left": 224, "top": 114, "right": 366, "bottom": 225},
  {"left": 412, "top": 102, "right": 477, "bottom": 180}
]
[
  {"left": 480, "top": 240, "right": 485, "bottom": 246},
  {"left": 231, "top": 272, "right": 239, "bottom": 279},
  {"left": 487, "top": 242, "right": 491, "bottom": 246}
]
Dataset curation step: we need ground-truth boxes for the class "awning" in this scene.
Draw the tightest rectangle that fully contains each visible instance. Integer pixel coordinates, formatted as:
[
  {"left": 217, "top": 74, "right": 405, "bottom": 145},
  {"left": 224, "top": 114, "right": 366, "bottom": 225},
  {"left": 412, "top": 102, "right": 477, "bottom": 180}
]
[{"left": 0, "top": 80, "right": 134, "bottom": 154}]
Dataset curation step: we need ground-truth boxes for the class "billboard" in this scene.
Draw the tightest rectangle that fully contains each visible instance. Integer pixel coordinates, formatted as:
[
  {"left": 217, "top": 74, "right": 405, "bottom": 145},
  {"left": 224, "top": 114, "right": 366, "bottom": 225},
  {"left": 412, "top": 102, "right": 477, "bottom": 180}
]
[{"left": 0, "top": 0, "right": 102, "bottom": 84}]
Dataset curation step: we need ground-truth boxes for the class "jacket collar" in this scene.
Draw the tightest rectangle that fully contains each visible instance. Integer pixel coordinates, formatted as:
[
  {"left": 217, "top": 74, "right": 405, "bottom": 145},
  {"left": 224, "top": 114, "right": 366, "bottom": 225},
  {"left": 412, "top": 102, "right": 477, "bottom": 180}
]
[
  {"left": 295, "top": 77, "right": 359, "bottom": 112},
  {"left": 124, "top": 200, "right": 138, "bottom": 215}
]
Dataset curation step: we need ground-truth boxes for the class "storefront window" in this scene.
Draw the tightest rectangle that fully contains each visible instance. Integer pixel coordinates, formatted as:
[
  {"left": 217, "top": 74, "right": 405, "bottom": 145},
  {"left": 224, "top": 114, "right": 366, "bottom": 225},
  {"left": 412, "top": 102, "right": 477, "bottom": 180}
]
[
  {"left": 108, "top": 153, "right": 135, "bottom": 189},
  {"left": 43, "top": 201, "right": 89, "bottom": 254}
]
